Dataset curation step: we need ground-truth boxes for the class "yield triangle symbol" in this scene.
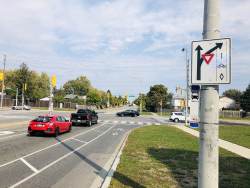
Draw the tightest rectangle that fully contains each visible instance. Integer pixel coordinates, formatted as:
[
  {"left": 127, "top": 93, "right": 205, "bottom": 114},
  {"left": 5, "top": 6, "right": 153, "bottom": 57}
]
[{"left": 202, "top": 54, "right": 214, "bottom": 65}]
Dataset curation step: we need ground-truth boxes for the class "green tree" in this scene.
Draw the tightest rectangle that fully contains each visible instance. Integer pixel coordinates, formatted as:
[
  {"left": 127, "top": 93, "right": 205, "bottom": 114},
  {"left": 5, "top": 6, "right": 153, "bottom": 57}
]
[
  {"left": 223, "top": 89, "right": 243, "bottom": 102},
  {"left": 240, "top": 84, "right": 250, "bottom": 112},
  {"left": 53, "top": 96, "right": 66, "bottom": 103},
  {"left": 145, "top": 84, "right": 170, "bottom": 111},
  {"left": 63, "top": 76, "right": 92, "bottom": 96},
  {"left": 86, "top": 90, "right": 102, "bottom": 105},
  {"left": 133, "top": 94, "right": 147, "bottom": 107}
]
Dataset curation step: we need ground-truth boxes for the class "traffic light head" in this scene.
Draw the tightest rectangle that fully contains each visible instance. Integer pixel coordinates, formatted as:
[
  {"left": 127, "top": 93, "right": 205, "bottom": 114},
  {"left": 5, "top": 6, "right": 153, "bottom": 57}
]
[
  {"left": 107, "top": 93, "right": 110, "bottom": 98},
  {"left": 126, "top": 94, "right": 128, "bottom": 98},
  {"left": 52, "top": 76, "right": 56, "bottom": 87},
  {"left": 181, "top": 89, "right": 183, "bottom": 95},
  {"left": 175, "top": 86, "right": 178, "bottom": 93},
  {"left": 25, "top": 84, "right": 27, "bottom": 90},
  {"left": 0, "top": 72, "right": 3, "bottom": 81},
  {"left": 3, "top": 85, "right": 5, "bottom": 90}
]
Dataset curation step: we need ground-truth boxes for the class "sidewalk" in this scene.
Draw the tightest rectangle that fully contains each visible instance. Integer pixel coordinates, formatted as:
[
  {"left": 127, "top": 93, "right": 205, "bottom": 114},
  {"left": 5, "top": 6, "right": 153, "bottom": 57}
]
[{"left": 174, "top": 124, "right": 250, "bottom": 159}]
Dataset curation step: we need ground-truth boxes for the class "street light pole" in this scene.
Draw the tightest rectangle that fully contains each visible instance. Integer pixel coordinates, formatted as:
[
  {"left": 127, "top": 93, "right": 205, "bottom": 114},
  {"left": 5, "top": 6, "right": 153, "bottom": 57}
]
[
  {"left": 182, "top": 48, "right": 189, "bottom": 125},
  {"left": 134, "top": 78, "right": 142, "bottom": 113}
]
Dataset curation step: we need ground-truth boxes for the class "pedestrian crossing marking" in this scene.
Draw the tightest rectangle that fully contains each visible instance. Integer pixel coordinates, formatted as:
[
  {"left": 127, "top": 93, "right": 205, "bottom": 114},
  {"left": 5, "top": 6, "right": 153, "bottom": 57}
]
[{"left": 129, "top": 122, "right": 134, "bottom": 124}]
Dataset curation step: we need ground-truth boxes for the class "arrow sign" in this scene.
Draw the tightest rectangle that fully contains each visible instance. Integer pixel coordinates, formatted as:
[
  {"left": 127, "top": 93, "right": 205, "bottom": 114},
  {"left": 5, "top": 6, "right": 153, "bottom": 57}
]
[
  {"left": 196, "top": 43, "right": 223, "bottom": 80},
  {"left": 202, "top": 54, "right": 214, "bottom": 65}
]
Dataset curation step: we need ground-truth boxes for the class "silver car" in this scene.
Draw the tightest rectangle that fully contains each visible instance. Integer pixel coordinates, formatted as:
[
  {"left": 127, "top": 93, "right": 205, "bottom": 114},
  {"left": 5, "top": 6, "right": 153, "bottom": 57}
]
[{"left": 11, "top": 104, "right": 31, "bottom": 110}]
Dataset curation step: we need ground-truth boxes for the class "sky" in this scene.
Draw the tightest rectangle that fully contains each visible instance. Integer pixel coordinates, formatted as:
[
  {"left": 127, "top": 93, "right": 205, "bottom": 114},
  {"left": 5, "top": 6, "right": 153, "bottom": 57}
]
[{"left": 0, "top": 0, "right": 249, "bottom": 103}]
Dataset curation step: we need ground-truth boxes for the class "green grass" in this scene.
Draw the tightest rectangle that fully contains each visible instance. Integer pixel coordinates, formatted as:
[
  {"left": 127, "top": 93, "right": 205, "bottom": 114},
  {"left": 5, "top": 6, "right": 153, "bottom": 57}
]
[
  {"left": 219, "top": 117, "right": 250, "bottom": 120},
  {"left": 109, "top": 126, "right": 250, "bottom": 188},
  {"left": 156, "top": 112, "right": 170, "bottom": 116},
  {"left": 137, "top": 108, "right": 153, "bottom": 115},
  {"left": 32, "top": 107, "right": 77, "bottom": 111},
  {"left": 186, "top": 124, "right": 250, "bottom": 149}
]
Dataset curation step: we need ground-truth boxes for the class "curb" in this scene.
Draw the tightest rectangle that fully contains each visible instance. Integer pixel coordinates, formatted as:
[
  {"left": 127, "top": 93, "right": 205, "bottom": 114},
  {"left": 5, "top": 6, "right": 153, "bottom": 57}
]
[{"left": 90, "top": 132, "right": 130, "bottom": 188}]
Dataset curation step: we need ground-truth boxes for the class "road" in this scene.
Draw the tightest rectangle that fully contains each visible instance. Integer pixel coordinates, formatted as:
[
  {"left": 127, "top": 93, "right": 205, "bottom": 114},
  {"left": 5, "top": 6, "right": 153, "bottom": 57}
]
[{"left": 0, "top": 106, "right": 168, "bottom": 188}]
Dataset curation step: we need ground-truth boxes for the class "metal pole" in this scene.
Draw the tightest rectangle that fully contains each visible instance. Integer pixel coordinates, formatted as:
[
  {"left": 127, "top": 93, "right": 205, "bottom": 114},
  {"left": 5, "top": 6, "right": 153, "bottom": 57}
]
[
  {"left": 140, "top": 80, "right": 142, "bottom": 113},
  {"left": 185, "top": 49, "right": 188, "bottom": 125},
  {"left": 1, "top": 55, "right": 6, "bottom": 108},
  {"left": 49, "top": 76, "right": 52, "bottom": 115},
  {"left": 161, "top": 98, "right": 162, "bottom": 116},
  {"left": 22, "top": 83, "right": 24, "bottom": 110},
  {"left": 198, "top": 1, "right": 220, "bottom": 187},
  {"left": 16, "top": 88, "right": 18, "bottom": 106}
]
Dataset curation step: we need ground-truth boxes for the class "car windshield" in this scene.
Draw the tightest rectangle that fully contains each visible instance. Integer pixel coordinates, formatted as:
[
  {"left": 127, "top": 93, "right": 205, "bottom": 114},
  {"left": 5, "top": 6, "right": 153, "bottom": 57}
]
[
  {"left": 77, "top": 109, "right": 91, "bottom": 114},
  {"left": 33, "top": 116, "right": 53, "bottom": 122}
]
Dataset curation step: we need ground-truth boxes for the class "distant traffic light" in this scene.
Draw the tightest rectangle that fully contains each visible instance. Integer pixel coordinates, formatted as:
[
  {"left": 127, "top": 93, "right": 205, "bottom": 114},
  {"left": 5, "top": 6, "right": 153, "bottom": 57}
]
[
  {"left": 0, "top": 72, "right": 3, "bottom": 81},
  {"left": 3, "top": 85, "right": 5, "bottom": 90},
  {"left": 184, "top": 101, "right": 186, "bottom": 106},
  {"left": 175, "top": 86, "right": 178, "bottom": 93},
  {"left": 181, "top": 89, "right": 183, "bottom": 95},
  {"left": 159, "top": 102, "right": 162, "bottom": 106},
  {"left": 126, "top": 94, "right": 128, "bottom": 98},
  {"left": 107, "top": 93, "right": 110, "bottom": 98},
  {"left": 181, "top": 100, "right": 184, "bottom": 106},
  {"left": 52, "top": 76, "right": 56, "bottom": 87},
  {"left": 25, "top": 84, "right": 27, "bottom": 90}
]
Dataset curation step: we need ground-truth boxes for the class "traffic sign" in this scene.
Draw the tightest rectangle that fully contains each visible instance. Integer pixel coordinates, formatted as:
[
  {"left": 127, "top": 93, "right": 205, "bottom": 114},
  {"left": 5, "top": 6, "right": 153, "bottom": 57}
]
[
  {"left": 129, "top": 95, "right": 135, "bottom": 97},
  {"left": 191, "top": 38, "right": 231, "bottom": 85}
]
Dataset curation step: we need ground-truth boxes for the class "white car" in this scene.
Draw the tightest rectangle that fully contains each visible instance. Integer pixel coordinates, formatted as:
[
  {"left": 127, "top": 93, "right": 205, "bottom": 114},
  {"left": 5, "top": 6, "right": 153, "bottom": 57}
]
[
  {"left": 11, "top": 104, "right": 31, "bottom": 110},
  {"left": 169, "top": 112, "right": 190, "bottom": 123}
]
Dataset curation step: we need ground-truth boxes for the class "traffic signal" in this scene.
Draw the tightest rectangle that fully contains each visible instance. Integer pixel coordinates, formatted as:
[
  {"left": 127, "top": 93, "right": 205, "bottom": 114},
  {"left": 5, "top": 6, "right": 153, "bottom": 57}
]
[
  {"left": 181, "top": 100, "right": 184, "bottom": 106},
  {"left": 184, "top": 101, "right": 186, "bottom": 106},
  {"left": 126, "top": 94, "right": 128, "bottom": 98},
  {"left": 175, "top": 86, "right": 178, "bottom": 93},
  {"left": 25, "top": 84, "right": 27, "bottom": 90},
  {"left": 159, "top": 102, "right": 162, "bottom": 105},
  {"left": 0, "top": 72, "right": 3, "bottom": 81},
  {"left": 107, "top": 93, "right": 110, "bottom": 98},
  {"left": 52, "top": 76, "right": 56, "bottom": 87},
  {"left": 181, "top": 89, "right": 183, "bottom": 95},
  {"left": 3, "top": 85, "right": 5, "bottom": 90}
]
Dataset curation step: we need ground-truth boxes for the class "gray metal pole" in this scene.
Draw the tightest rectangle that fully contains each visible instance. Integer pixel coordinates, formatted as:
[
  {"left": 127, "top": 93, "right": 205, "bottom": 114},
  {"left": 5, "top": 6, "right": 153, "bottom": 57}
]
[
  {"left": 22, "top": 83, "right": 24, "bottom": 111},
  {"left": 185, "top": 49, "right": 188, "bottom": 125},
  {"left": 16, "top": 88, "right": 18, "bottom": 106},
  {"left": 140, "top": 81, "right": 142, "bottom": 113},
  {"left": 49, "top": 76, "right": 52, "bottom": 115},
  {"left": 160, "top": 98, "right": 162, "bottom": 116},
  {"left": 198, "top": 0, "right": 220, "bottom": 187},
  {"left": 1, "top": 55, "right": 6, "bottom": 108}
]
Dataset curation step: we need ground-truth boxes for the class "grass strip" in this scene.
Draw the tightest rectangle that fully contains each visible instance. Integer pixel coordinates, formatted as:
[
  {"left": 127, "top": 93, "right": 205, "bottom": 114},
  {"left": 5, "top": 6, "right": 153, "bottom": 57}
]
[
  {"left": 137, "top": 108, "right": 153, "bottom": 115},
  {"left": 219, "top": 117, "right": 250, "bottom": 120},
  {"left": 109, "top": 125, "right": 250, "bottom": 188},
  {"left": 32, "top": 107, "right": 76, "bottom": 111},
  {"left": 186, "top": 124, "right": 250, "bottom": 149},
  {"left": 156, "top": 112, "right": 170, "bottom": 117}
]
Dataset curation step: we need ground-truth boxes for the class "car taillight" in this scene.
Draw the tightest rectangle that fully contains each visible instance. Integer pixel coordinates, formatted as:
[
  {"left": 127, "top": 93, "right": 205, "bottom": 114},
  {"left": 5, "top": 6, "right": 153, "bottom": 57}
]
[
  {"left": 70, "top": 115, "right": 72, "bottom": 119},
  {"left": 29, "top": 121, "right": 32, "bottom": 125},
  {"left": 87, "top": 115, "right": 89, "bottom": 120},
  {"left": 49, "top": 122, "right": 55, "bottom": 126}
]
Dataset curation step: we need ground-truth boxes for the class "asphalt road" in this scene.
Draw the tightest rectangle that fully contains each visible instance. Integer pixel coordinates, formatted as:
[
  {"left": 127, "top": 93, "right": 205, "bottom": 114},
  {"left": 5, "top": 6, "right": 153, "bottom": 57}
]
[{"left": 0, "top": 106, "right": 168, "bottom": 188}]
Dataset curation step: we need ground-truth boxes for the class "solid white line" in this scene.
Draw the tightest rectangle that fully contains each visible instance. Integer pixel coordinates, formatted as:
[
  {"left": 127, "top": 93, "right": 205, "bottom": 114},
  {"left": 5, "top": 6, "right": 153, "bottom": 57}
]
[
  {"left": 20, "top": 158, "right": 39, "bottom": 173},
  {"left": 10, "top": 122, "right": 117, "bottom": 188},
  {"left": 0, "top": 123, "right": 106, "bottom": 168}
]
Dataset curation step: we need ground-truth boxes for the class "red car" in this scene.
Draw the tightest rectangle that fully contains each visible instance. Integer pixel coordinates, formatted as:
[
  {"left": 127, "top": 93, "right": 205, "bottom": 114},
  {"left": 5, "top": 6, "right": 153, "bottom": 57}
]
[{"left": 28, "top": 115, "right": 72, "bottom": 137}]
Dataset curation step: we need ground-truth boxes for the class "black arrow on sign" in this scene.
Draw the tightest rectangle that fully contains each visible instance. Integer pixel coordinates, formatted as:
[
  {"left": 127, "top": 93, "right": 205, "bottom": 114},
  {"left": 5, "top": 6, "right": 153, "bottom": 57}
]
[{"left": 196, "top": 43, "right": 223, "bottom": 80}]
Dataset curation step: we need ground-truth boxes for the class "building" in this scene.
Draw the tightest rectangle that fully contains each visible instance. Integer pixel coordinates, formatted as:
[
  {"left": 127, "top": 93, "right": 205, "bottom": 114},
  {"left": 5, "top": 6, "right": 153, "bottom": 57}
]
[
  {"left": 171, "top": 95, "right": 190, "bottom": 110},
  {"left": 219, "top": 96, "right": 236, "bottom": 110}
]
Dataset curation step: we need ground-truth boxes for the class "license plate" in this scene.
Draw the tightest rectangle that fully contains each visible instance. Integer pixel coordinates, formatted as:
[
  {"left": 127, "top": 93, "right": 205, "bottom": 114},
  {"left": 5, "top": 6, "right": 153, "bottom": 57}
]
[
  {"left": 37, "top": 124, "right": 42, "bottom": 127},
  {"left": 77, "top": 120, "right": 81, "bottom": 122}
]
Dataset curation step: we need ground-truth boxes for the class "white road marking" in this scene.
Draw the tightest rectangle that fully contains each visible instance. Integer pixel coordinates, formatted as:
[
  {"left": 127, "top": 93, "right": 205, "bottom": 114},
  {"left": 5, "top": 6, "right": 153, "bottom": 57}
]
[
  {"left": 0, "top": 133, "right": 27, "bottom": 140},
  {"left": 121, "top": 121, "right": 126, "bottom": 124},
  {"left": 155, "top": 123, "right": 160, "bottom": 125},
  {"left": 129, "top": 122, "right": 134, "bottom": 124},
  {"left": 71, "top": 138, "right": 88, "bottom": 143},
  {"left": 138, "top": 122, "right": 143, "bottom": 125},
  {"left": 112, "top": 132, "right": 118, "bottom": 135},
  {"left": 113, "top": 121, "right": 118, "bottom": 123},
  {"left": 0, "top": 131, "right": 14, "bottom": 136},
  {"left": 10, "top": 122, "right": 117, "bottom": 188},
  {"left": 20, "top": 158, "right": 39, "bottom": 173},
  {"left": 147, "top": 123, "right": 152, "bottom": 125},
  {"left": 104, "top": 120, "right": 110, "bottom": 123}
]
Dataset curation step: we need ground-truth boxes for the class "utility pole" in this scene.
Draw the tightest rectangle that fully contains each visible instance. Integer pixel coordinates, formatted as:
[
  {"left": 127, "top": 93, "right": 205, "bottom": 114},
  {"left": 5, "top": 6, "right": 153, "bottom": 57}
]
[
  {"left": 1, "top": 55, "right": 6, "bottom": 108},
  {"left": 22, "top": 83, "right": 24, "bottom": 111},
  {"left": 198, "top": 0, "right": 220, "bottom": 188},
  {"left": 134, "top": 78, "right": 142, "bottom": 113},
  {"left": 16, "top": 88, "right": 18, "bottom": 106},
  {"left": 49, "top": 76, "right": 53, "bottom": 115},
  {"left": 161, "top": 98, "right": 162, "bottom": 116}
]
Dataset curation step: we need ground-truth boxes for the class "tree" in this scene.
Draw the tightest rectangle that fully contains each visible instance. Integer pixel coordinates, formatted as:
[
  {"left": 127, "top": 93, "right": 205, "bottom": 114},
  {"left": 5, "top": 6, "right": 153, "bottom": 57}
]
[
  {"left": 133, "top": 94, "right": 146, "bottom": 107},
  {"left": 63, "top": 76, "right": 92, "bottom": 96},
  {"left": 145, "top": 84, "right": 170, "bottom": 111},
  {"left": 86, "top": 90, "right": 102, "bottom": 105},
  {"left": 222, "top": 89, "right": 243, "bottom": 102},
  {"left": 240, "top": 84, "right": 250, "bottom": 112},
  {"left": 53, "top": 96, "right": 66, "bottom": 103}
]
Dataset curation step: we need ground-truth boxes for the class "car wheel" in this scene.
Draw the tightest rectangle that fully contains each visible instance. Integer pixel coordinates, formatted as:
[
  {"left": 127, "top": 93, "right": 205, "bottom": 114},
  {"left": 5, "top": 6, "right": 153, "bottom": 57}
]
[
  {"left": 54, "top": 128, "right": 59, "bottom": 137},
  {"left": 72, "top": 122, "right": 75, "bottom": 126},
  {"left": 67, "top": 125, "right": 72, "bottom": 133},
  {"left": 88, "top": 120, "right": 92, "bottom": 127},
  {"left": 30, "top": 132, "right": 36, "bottom": 136},
  {"left": 96, "top": 119, "right": 98, "bottom": 124},
  {"left": 121, "top": 114, "right": 124, "bottom": 117},
  {"left": 12, "top": 107, "right": 15, "bottom": 110},
  {"left": 174, "top": 118, "right": 179, "bottom": 123},
  {"left": 134, "top": 114, "right": 137, "bottom": 117}
]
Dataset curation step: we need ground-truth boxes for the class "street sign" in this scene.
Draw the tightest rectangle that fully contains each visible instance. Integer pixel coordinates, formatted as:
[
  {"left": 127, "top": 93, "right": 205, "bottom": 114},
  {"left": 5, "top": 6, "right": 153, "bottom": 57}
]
[
  {"left": 129, "top": 95, "right": 135, "bottom": 97},
  {"left": 6, "top": 87, "right": 12, "bottom": 90},
  {"left": 191, "top": 38, "right": 231, "bottom": 85}
]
